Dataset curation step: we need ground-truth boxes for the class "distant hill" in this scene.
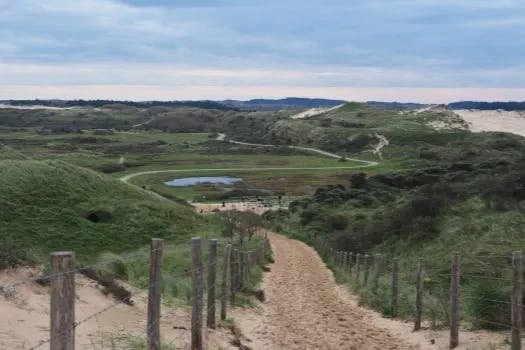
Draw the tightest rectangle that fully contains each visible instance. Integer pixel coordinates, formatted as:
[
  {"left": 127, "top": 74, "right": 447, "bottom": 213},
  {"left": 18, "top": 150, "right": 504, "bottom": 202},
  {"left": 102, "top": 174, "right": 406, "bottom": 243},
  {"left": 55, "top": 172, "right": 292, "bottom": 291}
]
[
  {"left": 220, "top": 97, "right": 347, "bottom": 111},
  {"left": 366, "top": 101, "right": 427, "bottom": 109},
  {"left": 0, "top": 99, "right": 233, "bottom": 110},
  {"left": 448, "top": 101, "right": 525, "bottom": 111}
]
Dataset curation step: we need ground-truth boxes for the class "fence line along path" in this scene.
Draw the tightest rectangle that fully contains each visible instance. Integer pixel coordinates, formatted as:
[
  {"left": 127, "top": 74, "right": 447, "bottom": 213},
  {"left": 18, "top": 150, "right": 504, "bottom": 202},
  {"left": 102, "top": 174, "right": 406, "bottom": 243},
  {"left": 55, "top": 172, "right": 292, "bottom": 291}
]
[{"left": 0, "top": 236, "right": 267, "bottom": 350}]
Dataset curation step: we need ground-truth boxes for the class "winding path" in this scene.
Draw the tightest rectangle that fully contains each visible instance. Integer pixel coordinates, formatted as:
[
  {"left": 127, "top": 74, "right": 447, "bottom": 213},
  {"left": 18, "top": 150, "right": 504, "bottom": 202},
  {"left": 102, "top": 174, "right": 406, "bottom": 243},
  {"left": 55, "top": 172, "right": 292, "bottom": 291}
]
[{"left": 119, "top": 134, "right": 378, "bottom": 183}]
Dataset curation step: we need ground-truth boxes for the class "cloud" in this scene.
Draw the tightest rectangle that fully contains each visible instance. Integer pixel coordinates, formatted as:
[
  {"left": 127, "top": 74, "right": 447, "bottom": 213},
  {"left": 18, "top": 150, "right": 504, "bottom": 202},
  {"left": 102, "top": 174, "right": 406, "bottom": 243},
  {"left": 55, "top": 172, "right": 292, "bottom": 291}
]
[{"left": 1, "top": 0, "right": 525, "bottom": 100}]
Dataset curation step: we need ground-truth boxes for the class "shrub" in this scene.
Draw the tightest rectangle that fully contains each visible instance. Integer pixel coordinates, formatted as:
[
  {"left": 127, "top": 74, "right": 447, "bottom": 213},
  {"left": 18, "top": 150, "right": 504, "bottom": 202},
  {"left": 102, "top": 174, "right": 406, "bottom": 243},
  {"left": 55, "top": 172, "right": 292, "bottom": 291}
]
[
  {"left": 349, "top": 173, "right": 367, "bottom": 188},
  {"left": 326, "top": 213, "right": 349, "bottom": 230},
  {"left": 98, "top": 163, "right": 127, "bottom": 173}
]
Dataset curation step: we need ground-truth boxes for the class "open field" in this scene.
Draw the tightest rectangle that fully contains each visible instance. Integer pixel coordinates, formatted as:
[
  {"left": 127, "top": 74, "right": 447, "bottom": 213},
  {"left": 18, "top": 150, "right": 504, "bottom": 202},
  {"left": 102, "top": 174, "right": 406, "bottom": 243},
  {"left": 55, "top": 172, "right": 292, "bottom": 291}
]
[{"left": 0, "top": 126, "right": 388, "bottom": 203}]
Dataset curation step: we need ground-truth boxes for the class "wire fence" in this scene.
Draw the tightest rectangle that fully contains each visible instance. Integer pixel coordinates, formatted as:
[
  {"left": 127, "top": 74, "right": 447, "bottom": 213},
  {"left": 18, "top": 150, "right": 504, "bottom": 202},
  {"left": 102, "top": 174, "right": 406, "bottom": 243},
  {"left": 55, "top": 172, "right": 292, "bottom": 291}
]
[
  {"left": 0, "top": 233, "right": 271, "bottom": 350},
  {"left": 314, "top": 239, "right": 524, "bottom": 350}
]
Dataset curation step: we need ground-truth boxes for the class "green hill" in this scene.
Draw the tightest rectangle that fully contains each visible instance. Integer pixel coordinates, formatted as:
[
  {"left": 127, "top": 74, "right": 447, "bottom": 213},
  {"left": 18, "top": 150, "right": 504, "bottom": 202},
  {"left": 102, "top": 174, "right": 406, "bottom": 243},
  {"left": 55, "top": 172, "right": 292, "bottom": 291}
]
[
  {"left": 0, "top": 160, "right": 201, "bottom": 266},
  {"left": 262, "top": 107, "right": 525, "bottom": 328}
]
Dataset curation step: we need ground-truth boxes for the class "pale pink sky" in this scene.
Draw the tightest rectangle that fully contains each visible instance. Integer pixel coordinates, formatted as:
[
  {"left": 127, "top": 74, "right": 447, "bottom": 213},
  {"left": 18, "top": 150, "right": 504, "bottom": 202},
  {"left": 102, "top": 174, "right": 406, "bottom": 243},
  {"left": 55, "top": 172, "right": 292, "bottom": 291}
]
[{"left": 2, "top": 85, "right": 525, "bottom": 103}]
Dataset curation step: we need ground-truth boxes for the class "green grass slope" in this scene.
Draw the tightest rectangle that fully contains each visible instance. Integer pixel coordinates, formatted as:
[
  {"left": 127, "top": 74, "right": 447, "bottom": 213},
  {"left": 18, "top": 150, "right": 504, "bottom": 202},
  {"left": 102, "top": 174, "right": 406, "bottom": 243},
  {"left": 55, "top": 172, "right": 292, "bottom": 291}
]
[
  {"left": 0, "top": 160, "right": 201, "bottom": 266},
  {"left": 266, "top": 129, "right": 525, "bottom": 329}
]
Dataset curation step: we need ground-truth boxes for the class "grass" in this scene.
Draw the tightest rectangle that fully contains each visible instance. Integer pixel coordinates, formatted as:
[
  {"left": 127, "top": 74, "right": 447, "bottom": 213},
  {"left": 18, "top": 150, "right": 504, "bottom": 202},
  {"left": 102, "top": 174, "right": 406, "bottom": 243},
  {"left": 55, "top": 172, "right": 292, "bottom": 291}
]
[
  {"left": 0, "top": 127, "right": 379, "bottom": 201},
  {"left": 129, "top": 165, "right": 370, "bottom": 201},
  {"left": 0, "top": 158, "right": 271, "bottom": 313},
  {"left": 0, "top": 159, "right": 203, "bottom": 264}
]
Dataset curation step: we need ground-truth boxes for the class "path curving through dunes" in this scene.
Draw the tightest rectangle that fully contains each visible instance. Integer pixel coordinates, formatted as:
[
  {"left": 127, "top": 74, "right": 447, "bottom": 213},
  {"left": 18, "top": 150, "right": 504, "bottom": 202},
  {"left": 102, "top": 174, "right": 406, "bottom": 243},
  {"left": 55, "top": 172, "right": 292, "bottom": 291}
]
[
  {"left": 119, "top": 134, "right": 378, "bottom": 184},
  {"left": 236, "top": 233, "right": 411, "bottom": 350}
]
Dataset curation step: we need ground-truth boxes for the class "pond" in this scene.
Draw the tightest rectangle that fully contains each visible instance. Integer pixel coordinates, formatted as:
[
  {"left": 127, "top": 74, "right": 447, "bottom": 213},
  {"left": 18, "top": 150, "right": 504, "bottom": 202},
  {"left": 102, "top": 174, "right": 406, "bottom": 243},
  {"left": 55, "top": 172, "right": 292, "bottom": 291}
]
[{"left": 164, "top": 176, "right": 243, "bottom": 187}]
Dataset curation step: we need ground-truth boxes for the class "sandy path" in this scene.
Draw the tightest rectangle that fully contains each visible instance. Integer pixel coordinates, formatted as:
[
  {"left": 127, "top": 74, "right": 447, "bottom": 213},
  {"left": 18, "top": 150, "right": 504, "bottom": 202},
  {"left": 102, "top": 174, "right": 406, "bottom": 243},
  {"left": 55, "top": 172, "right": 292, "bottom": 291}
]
[
  {"left": 119, "top": 133, "right": 378, "bottom": 184},
  {"left": 238, "top": 233, "right": 410, "bottom": 350}
]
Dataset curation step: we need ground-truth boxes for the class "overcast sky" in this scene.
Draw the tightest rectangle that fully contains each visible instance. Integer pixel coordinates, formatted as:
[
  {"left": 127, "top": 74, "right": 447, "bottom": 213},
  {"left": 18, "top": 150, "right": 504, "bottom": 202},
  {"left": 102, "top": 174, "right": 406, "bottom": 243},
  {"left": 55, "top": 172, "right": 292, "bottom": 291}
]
[{"left": 1, "top": 0, "right": 525, "bottom": 102}]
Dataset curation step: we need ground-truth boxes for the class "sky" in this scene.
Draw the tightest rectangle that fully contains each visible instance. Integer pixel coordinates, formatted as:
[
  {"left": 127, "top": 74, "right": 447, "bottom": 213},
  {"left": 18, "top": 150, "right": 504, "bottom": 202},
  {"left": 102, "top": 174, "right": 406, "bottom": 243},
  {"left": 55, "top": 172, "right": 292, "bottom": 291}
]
[{"left": 1, "top": 0, "right": 525, "bottom": 102}]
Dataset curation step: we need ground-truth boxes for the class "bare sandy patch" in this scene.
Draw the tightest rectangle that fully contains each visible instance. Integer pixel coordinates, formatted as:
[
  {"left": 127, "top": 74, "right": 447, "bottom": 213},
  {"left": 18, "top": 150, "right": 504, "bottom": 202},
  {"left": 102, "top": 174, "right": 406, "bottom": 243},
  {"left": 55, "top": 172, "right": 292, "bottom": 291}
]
[
  {"left": 454, "top": 109, "right": 525, "bottom": 137},
  {"left": 290, "top": 104, "right": 345, "bottom": 119},
  {"left": 0, "top": 104, "right": 76, "bottom": 111},
  {"left": 0, "top": 268, "right": 235, "bottom": 349},
  {"left": 192, "top": 202, "right": 280, "bottom": 215}
]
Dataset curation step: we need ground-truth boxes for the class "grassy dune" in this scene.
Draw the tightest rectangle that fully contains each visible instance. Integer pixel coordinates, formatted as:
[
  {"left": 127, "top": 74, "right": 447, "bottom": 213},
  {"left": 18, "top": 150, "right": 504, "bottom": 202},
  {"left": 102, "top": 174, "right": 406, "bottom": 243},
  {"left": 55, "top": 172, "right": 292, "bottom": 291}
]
[{"left": 0, "top": 159, "right": 202, "bottom": 265}]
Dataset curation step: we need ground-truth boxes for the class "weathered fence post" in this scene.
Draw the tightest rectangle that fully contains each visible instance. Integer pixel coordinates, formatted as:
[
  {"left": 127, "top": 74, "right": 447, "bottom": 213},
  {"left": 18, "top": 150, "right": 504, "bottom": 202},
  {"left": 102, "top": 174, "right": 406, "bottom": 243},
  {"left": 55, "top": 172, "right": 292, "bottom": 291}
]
[
  {"left": 348, "top": 252, "right": 354, "bottom": 273},
  {"left": 50, "top": 251, "right": 75, "bottom": 350},
  {"left": 207, "top": 239, "right": 218, "bottom": 329},
  {"left": 230, "top": 248, "right": 238, "bottom": 304},
  {"left": 343, "top": 252, "right": 348, "bottom": 269},
  {"left": 512, "top": 251, "right": 523, "bottom": 350},
  {"left": 221, "top": 244, "right": 231, "bottom": 321},
  {"left": 391, "top": 258, "right": 399, "bottom": 318},
  {"left": 450, "top": 252, "right": 460, "bottom": 349},
  {"left": 372, "top": 253, "right": 383, "bottom": 294},
  {"left": 147, "top": 239, "right": 164, "bottom": 350},
  {"left": 355, "top": 253, "right": 361, "bottom": 281},
  {"left": 414, "top": 257, "right": 424, "bottom": 331},
  {"left": 239, "top": 251, "right": 246, "bottom": 290},
  {"left": 191, "top": 238, "right": 204, "bottom": 350},
  {"left": 363, "top": 254, "right": 370, "bottom": 285}
]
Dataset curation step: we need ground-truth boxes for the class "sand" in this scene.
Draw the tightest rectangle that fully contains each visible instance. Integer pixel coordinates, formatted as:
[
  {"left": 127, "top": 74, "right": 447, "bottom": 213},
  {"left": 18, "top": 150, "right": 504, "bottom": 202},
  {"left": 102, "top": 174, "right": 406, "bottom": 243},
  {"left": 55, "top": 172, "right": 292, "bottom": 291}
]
[
  {"left": 0, "top": 268, "right": 235, "bottom": 349},
  {"left": 234, "top": 232, "right": 508, "bottom": 350},
  {"left": 454, "top": 109, "right": 525, "bottom": 137},
  {"left": 290, "top": 104, "right": 345, "bottom": 119}
]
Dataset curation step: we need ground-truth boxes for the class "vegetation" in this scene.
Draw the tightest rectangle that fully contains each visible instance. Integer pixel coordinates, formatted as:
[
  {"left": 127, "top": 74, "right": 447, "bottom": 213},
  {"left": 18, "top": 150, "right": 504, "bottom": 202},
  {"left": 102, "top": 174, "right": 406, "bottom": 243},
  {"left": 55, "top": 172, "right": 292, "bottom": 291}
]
[
  {"left": 4, "top": 100, "right": 525, "bottom": 329},
  {"left": 0, "top": 159, "right": 201, "bottom": 265},
  {"left": 260, "top": 105, "right": 525, "bottom": 329}
]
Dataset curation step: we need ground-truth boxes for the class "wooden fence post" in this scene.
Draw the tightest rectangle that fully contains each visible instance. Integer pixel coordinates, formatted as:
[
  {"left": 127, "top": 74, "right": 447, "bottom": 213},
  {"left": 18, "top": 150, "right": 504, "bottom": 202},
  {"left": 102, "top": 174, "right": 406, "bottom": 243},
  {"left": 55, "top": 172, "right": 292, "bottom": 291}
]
[
  {"left": 245, "top": 251, "right": 252, "bottom": 285},
  {"left": 391, "top": 258, "right": 399, "bottom": 318},
  {"left": 414, "top": 257, "right": 424, "bottom": 331},
  {"left": 450, "top": 252, "right": 460, "bottom": 349},
  {"left": 372, "top": 253, "right": 383, "bottom": 294},
  {"left": 221, "top": 244, "right": 231, "bottom": 321},
  {"left": 363, "top": 254, "right": 370, "bottom": 285},
  {"left": 355, "top": 253, "right": 361, "bottom": 281},
  {"left": 50, "top": 251, "right": 75, "bottom": 350},
  {"left": 191, "top": 238, "right": 204, "bottom": 350},
  {"left": 230, "top": 248, "right": 238, "bottom": 304},
  {"left": 207, "top": 239, "right": 218, "bottom": 329},
  {"left": 348, "top": 252, "right": 354, "bottom": 273},
  {"left": 147, "top": 239, "right": 164, "bottom": 350},
  {"left": 239, "top": 251, "right": 245, "bottom": 290},
  {"left": 511, "top": 251, "right": 523, "bottom": 350}
]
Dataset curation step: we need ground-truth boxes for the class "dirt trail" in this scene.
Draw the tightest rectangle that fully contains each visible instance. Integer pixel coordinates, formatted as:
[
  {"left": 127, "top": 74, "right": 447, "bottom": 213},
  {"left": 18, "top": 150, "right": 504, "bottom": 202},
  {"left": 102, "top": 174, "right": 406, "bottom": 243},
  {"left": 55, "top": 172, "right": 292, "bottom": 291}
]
[{"left": 236, "top": 233, "right": 410, "bottom": 350}]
